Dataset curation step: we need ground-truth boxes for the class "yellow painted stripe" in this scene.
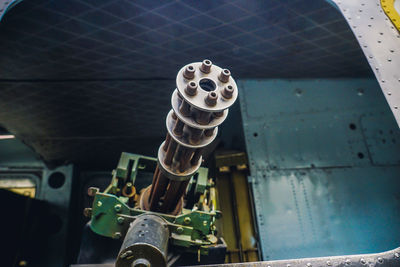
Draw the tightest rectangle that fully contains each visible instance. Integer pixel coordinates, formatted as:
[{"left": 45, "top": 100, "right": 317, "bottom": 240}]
[{"left": 381, "top": 0, "right": 400, "bottom": 31}]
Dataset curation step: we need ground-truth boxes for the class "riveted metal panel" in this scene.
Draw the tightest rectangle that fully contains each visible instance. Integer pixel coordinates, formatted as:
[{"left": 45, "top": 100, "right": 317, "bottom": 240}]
[
  {"left": 330, "top": 0, "right": 400, "bottom": 126},
  {"left": 250, "top": 167, "right": 400, "bottom": 260},
  {"left": 240, "top": 79, "right": 400, "bottom": 261}
]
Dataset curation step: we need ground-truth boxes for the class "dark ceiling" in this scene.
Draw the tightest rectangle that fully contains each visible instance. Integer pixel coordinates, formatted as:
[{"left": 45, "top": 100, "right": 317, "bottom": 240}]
[{"left": 0, "top": 0, "right": 373, "bottom": 167}]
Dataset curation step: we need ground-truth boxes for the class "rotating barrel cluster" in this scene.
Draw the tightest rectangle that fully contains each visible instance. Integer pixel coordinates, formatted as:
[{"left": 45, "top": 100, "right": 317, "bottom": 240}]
[{"left": 140, "top": 60, "right": 238, "bottom": 214}]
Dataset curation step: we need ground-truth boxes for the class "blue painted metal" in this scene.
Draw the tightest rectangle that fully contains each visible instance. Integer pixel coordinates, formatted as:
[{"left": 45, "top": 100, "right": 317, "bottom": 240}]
[{"left": 239, "top": 79, "right": 400, "bottom": 260}]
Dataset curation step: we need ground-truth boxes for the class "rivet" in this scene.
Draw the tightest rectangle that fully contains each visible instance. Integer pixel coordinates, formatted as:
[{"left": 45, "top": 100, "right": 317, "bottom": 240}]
[
  {"left": 326, "top": 260, "right": 332, "bottom": 266},
  {"left": 360, "top": 258, "right": 366, "bottom": 265},
  {"left": 203, "top": 220, "right": 208, "bottom": 226},
  {"left": 345, "top": 259, "right": 351, "bottom": 265},
  {"left": 176, "top": 227, "right": 184, "bottom": 234},
  {"left": 113, "top": 232, "right": 121, "bottom": 239},
  {"left": 184, "top": 217, "right": 191, "bottom": 224},
  {"left": 306, "top": 263, "right": 312, "bottom": 267},
  {"left": 117, "top": 217, "right": 125, "bottom": 224},
  {"left": 97, "top": 201, "right": 102, "bottom": 207},
  {"left": 114, "top": 204, "right": 122, "bottom": 212},
  {"left": 377, "top": 257, "right": 384, "bottom": 263},
  {"left": 394, "top": 252, "right": 400, "bottom": 258}
]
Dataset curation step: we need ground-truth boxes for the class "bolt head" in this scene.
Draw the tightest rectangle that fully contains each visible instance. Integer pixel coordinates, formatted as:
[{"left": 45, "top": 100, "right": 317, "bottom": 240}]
[
  {"left": 117, "top": 216, "right": 125, "bottom": 224},
  {"left": 176, "top": 227, "right": 184, "bottom": 234},
  {"left": 113, "top": 232, "right": 122, "bottom": 239},
  {"left": 114, "top": 204, "right": 122, "bottom": 212},
  {"left": 184, "top": 217, "right": 191, "bottom": 224},
  {"left": 83, "top": 208, "right": 92, "bottom": 218},
  {"left": 88, "top": 187, "right": 99, "bottom": 197}
]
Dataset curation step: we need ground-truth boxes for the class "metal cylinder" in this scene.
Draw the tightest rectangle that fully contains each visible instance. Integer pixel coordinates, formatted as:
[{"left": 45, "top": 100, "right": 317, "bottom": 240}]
[
  {"left": 115, "top": 214, "right": 169, "bottom": 267},
  {"left": 140, "top": 60, "right": 238, "bottom": 214}
]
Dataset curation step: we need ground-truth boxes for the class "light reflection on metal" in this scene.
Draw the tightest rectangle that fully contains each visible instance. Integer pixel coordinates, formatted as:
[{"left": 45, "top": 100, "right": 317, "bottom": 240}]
[{"left": 0, "top": 135, "right": 15, "bottom": 140}]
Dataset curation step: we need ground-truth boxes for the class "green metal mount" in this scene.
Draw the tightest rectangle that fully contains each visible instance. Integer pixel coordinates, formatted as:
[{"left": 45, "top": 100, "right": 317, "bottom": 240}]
[{"left": 88, "top": 152, "right": 220, "bottom": 255}]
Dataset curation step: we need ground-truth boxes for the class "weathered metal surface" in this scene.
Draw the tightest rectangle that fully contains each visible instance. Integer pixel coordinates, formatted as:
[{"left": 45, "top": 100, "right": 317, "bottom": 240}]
[
  {"left": 70, "top": 246, "right": 400, "bottom": 267},
  {"left": 116, "top": 214, "right": 169, "bottom": 267},
  {"left": 330, "top": 0, "right": 400, "bottom": 127},
  {"left": 145, "top": 60, "right": 237, "bottom": 214},
  {"left": 87, "top": 152, "right": 223, "bottom": 259},
  {"left": 240, "top": 79, "right": 400, "bottom": 260},
  {"left": 202, "top": 246, "right": 400, "bottom": 267}
]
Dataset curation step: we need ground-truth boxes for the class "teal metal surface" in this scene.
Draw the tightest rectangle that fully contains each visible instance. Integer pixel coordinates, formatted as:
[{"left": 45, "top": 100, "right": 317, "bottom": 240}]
[
  {"left": 239, "top": 79, "right": 400, "bottom": 260},
  {"left": 0, "top": 137, "right": 43, "bottom": 167}
]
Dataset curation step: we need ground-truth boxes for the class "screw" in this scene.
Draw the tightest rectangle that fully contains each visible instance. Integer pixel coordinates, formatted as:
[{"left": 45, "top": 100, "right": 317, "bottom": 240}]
[
  {"left": 83, "top": 208, "right": 92, "bottom": 217},
  {"left": 360, "top": 258, "right": 366, "bottom": 265},
  {"left": 176, "top": 227, "right": 184, "bottom": 234},
  {"left": 117, "top": 217, "right": 125, "bottom": 224},
  {"left": 114, "top": 204, "right": 122, "bottom": 212},
  {"left": 205, "top": 91, "right": 218, "bottom": 106},
  {"left": 219, "top": 68, "right": 231, "bottom": 83},
  {"left": 88, "top": 187, "right": 99, "bottom": 197},
  {"left": 377, "top": 257, "right": 383, "bottom": 263},
  {"left": 185, "top": 81, "right": 197, "bottom": 96},
  {"left": 183, "top": 65, "right": 195, "bottom": 79},
  {"left": 221, "top": 85, "right": 234, "bottom": 99},
  {"left": 113, "top": 232, "right": 121, "bottom": 239},
  {"left": 200, "top": 59, "right": 212, "bottom": 73},
  {"left": 184, "top": 217, "right": 191, "bottom": 224}
]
